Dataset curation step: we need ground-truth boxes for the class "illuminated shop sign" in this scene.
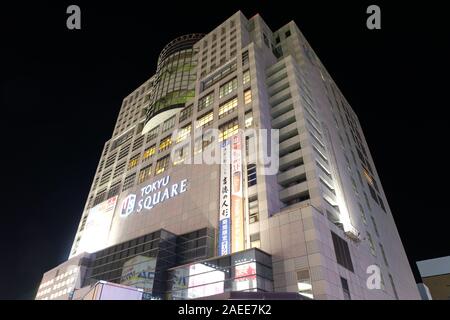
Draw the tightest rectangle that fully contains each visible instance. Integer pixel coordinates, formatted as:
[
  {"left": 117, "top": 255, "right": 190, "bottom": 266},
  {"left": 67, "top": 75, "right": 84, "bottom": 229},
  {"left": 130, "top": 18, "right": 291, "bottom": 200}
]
[
  {"left": 187, "top": 263, "right": 225, "bottom": 299},
  {"left": 77, "top": 196, "right": 118, "bottom": 254},
  {"left": 231, "top": 133, "right": 244, "bottom": 253},
  {"left": 219, "top": 134, "right": 245, "bottom": 256},
  {"left": 120, "top": 255, "right": 157, "bottom": 293},
  {"left": 120, "top": 175, "right": 188, "bottom": 218}
]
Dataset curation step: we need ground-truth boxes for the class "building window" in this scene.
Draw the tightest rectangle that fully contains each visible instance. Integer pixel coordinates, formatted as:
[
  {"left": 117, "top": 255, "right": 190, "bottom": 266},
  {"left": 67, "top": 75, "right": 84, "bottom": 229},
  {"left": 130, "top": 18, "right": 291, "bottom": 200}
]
[
  {"left": 173, "top": 145, "right": 189, "bottom": 165},
  {"left": 123, "top": 173, "right": 136, "bottom": 191},
  {"left": 138, "top": 164, "right": 152, "bottom": 184},
  {"left": 176, "top": 124, "right": 191, "bottom": 143},
  {"left": 194, "top": 130, "right": 215, "bottom": 154},
  {"left": 242, "top": 51, "right": 249, "bottom": 66},
  {"left": 379, "top": 243, "right": 389, "bottom": 266},
  {"left": 297, "top": 269, "right": 313, "bottom": 299},
  {"left": 218, "top": 97, "right": 238, "bottom": 118},
  {"left": 107, "top": 182, "right": 121, "bottom": 198},
  {"left": 250, "top": 233, "right": 260, "bottom": 248},
  {"left": 340, "top": 277, "right": 351, "bottom": 300},
  {"left": 132, "top": 135, "right": 144, "bottom": 152},
  {"left": 247, "top": 163, "right": 257, "bottom": 187},
  {"left": 358, "top": 203, "right": 367, "bottom": 225},
  {"left": 367, "top": 232, "right": 376, "bottom": 256},
  {"left": 155, "top": 156, "right": 170, "bottom": 175},
  {"left": 249, "top": 197, "right": 259, "bottom": 224},
  {"left": 219, "top": 77, "right": 238, "bottom": 98},
  {"left": 389, "top": 274, "right": 399, "bottom": 300},
  {"left": 196, "top": 111, "right": 214, "bottom": 128},
  {"left": 128, "top": 154, "right": 140, "bottom": 170},
  {"left": 162, "top": 116, "right": 176, "bottom": 133},
  {"left": 198, "top": 92, "right": 214, "bottom": 112},
  {"left": 245, "top": 110, "right": 253, "bottom": 128},
  {"left": 179, "top": 105, "right": 192, "bottom": 123},
  {"left": 142, "top": 145, "right": 156, "bottom": 162},
  {"left": 263, "top": 33, "right": 270, "bottom": 47},
  {"left": 113, "top": 162, "right": 126, "bottom": 179},
  {"left": 331, "top": 231, "right": 354, "bottom": 272},
  {"left": 146, "top": 126, "right": 159, "bottom": 142},
  {"left": 159, "top": 136, "right": 172, "bottom": 153},
  {"left": 371, "top": 216, "right": 380, "bottom": 237},
  {"left": 244, "top": 89, "right": 252, "bottom": 105},
  {"left": 243, "top": 69, "right": 250, "bottom": 85},
  {"left": 219, "top": 118, "right": 239, "bottom": 142},
  {"left": 285, "top": 29, "right": 291, "bottom": 38},
  {"left": 363, "top": 192, "right": 372, "bottom": 211}
]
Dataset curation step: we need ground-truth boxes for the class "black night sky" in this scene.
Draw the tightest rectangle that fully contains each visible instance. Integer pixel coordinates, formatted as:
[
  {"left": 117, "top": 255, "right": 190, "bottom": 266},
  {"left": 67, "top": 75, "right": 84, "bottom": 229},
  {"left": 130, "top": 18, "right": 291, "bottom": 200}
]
[{"left": 1, "top": 1, "right": 449, "bottom": 299}]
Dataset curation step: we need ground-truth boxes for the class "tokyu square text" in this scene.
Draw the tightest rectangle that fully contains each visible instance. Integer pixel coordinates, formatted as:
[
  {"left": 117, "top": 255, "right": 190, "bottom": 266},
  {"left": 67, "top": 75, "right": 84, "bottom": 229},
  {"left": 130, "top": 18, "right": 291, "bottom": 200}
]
[{"left": 121, "top": 175, "right": 188, "bottom": 217}]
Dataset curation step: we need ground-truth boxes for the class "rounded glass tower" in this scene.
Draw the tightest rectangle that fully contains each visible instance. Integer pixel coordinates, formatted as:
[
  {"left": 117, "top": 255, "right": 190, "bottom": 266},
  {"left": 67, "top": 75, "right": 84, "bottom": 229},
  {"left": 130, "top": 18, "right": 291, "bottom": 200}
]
[{"left": 142, "top": 34, "right": 204, "bottom": 134}]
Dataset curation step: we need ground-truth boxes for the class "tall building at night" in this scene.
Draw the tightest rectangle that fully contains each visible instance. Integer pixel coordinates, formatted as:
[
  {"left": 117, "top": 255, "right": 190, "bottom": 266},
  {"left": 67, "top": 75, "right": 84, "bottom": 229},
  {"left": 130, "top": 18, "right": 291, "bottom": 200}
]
[{"left": 35, "top": 11, "right": 420, "bottom": 300}]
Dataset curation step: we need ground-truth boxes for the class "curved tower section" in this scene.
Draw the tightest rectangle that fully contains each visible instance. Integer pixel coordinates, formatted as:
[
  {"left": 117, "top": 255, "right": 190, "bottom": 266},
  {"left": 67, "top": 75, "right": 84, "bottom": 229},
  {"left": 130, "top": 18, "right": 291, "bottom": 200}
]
[{"left": 142, "top": 33, "right": 203, "bottom": 134}]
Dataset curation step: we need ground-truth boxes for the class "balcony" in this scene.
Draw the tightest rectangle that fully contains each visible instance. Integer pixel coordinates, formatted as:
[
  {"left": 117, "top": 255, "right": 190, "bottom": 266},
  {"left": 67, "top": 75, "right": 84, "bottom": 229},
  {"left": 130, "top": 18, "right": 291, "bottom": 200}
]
[
  {"left": 269, "top": 87, "right": 291, "bottom": 107},
  {"left": 279, "top": 122, "right": 298, "bottom": 142},
  {"left": 279, "top": 181, "right": 309, "bottom": 203},
  {"left": 267, "top": 77, "right": 290, "bottom": 97},
  {"left": 279, "top": 135, "right": 301, "bottom": 157},
  {"left": 278, "top": 165, "right": 306, "bottom": 187},
  {"left": 271, "top": 96, "right": 293, "bottom": 118},
  {"left": 272, "top": 109, "right": 296, "bottom": 129},
  {"left": 279, "top": 150, "right": 303, "bottom": 172}
]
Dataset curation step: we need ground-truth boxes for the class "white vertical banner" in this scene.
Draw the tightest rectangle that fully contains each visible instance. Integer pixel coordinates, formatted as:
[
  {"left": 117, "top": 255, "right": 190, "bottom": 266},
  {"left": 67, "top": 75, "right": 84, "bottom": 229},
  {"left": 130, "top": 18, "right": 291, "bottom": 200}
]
[
  {"left": 218, "top": 140, "right": 231, "bottom": 256},
  {"left": 231, "top": 133, "right": 244, "bottom": 253}
]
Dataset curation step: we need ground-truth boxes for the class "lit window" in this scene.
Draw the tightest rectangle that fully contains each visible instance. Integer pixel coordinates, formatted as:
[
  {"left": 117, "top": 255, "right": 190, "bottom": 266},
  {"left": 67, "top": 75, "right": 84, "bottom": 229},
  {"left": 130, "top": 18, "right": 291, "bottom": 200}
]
[
  {"left": 176, "top": 125, "right": 191, "bottom": 143},
  {"left": 156, "top": 156, "right": 170, "bottom": 174},
  {"left": 363, "top": 169, "right": 374, "bottom": 186},
  {"left": 244, "top": 89, "right": 252, "bottom": 104},
  {"left": 219, "top": 78, "right": 237, "bottom": 98},
  {"left": 142, "top": 145, "right": 156, "bottom": 161},
  {"left": 138, "top": 164, "right": 152, "bottom": 183},
  {"left": 218, "top": 97, "right": 238, "bottom": 118},
  {"left": 198, "top": 92, "right": 214, "bottom": 112},
  {"left": 243, "top": 69, "right": 250, "bottom": 84},
  {"left": 245, "top": 111, "right": 253, "bottom": 128},
  {"left": 219, "top": 118, "right": 239, "bottom": 142},
  {"left": 297, "top": 269, "right": 313, "bottom": 299},
  {"left": 159, "top": 136, "right": 172, "bottom": 153},
  {"left": 128, "top": 154, "right": 140, "bottom": 170},
  {"left": 196, "top": 112, "right": 214, "bottom": 128},
  {"left": 173, "top": 145, "right": 190, "bottom": 165}
]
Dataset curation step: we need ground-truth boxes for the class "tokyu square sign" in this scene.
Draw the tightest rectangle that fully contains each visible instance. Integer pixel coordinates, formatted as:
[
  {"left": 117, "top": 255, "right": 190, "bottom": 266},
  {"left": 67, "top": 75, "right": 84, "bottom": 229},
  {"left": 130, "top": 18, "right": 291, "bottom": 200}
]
[{"left": 120, "top": 175, "right": 188, "bottom": 218}]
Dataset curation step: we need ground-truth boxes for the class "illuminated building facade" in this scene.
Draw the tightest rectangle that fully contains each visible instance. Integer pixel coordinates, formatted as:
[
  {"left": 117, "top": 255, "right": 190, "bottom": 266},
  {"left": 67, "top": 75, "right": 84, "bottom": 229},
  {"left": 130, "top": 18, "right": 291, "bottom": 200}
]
[{"left": 36, "top": 11, "right": 419, "bottom": 300}]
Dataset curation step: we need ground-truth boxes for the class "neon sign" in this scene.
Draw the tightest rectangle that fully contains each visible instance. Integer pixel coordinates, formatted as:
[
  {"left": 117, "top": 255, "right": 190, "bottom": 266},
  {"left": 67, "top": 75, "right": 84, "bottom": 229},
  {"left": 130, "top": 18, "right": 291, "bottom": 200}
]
[{"left": 120, "top": 175, "right": 188, "bottom": 218}]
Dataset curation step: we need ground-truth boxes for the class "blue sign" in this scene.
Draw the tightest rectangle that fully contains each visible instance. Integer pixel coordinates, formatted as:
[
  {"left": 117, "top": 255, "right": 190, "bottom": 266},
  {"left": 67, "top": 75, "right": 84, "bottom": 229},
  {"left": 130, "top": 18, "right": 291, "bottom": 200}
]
[{"left": 218, "top": 217, "right": 230, "bottom": 255}]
